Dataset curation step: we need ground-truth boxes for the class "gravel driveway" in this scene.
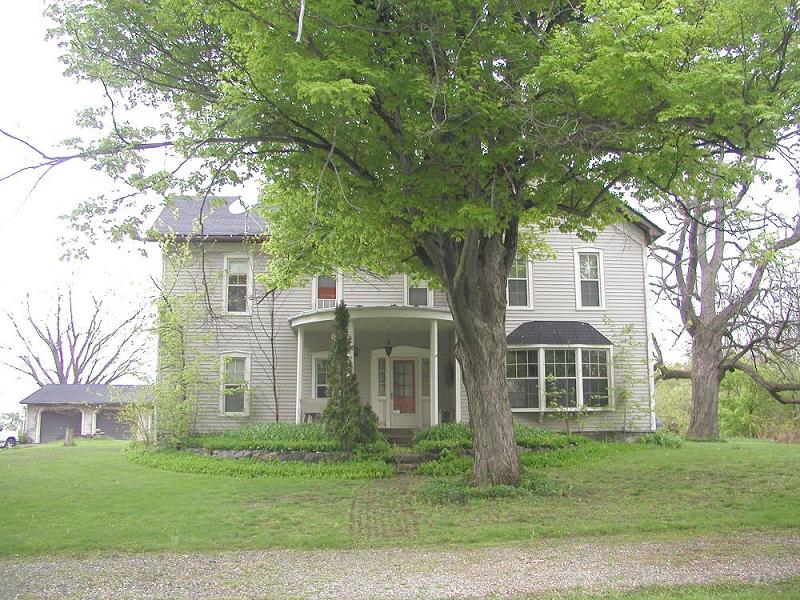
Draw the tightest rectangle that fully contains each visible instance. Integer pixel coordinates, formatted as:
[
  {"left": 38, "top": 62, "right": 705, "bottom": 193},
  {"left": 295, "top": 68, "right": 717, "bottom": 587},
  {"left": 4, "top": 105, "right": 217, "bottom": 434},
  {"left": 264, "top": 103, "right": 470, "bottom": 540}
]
[{"left": 3, "top": 532, "right": 799, "bottom": 599}]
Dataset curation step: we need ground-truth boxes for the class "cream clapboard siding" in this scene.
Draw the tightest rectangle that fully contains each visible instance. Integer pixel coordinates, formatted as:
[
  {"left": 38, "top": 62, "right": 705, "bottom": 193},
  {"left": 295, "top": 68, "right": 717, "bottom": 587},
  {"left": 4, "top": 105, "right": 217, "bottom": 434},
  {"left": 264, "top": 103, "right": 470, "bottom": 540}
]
[
  {"left": 162, "top": 222, "right": 654, "bottom": 434},
  {"left": 162, "top": 243, "right": 310, "bottom": 432}
]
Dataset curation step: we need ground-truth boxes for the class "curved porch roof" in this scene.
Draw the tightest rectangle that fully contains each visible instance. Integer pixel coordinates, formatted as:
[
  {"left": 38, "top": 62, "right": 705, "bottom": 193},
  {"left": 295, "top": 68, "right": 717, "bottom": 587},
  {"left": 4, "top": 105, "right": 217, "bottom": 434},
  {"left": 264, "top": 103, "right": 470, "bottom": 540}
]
[{"left": 288, "top": 305, "right": 453, "bottom": 333}]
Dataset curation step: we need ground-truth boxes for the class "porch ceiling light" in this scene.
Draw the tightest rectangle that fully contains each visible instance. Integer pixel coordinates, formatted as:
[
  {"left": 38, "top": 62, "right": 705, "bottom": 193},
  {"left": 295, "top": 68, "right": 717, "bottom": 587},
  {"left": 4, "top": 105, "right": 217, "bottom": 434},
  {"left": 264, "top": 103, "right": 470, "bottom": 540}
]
[{"left": 385, "top": 330, "right": 393, "bottom": 357}]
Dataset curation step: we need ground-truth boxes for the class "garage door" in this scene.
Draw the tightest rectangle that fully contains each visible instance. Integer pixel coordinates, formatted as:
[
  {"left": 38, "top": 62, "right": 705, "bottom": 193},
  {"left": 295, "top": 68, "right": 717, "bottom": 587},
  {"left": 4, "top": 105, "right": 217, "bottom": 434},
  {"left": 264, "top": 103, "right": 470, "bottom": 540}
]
[
  {"left": 40, "top": 410, "right": 83, "bottom": 443},
  {"left": 96, "top": 410, "right": 131, "bottom": 440}
]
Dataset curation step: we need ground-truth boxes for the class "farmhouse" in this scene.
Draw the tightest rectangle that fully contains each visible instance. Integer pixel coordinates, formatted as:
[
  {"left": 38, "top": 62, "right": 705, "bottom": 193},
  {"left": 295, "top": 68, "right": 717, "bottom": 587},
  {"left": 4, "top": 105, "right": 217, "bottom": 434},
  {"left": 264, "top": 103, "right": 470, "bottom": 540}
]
[{"left": 149, "top": 197, "right": 662, "bottom": 437}]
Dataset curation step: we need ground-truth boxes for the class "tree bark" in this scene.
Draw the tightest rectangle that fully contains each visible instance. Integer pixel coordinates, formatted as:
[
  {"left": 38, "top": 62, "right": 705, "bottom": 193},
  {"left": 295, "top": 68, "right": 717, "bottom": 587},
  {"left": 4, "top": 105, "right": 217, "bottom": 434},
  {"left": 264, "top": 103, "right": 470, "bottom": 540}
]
[
  {"left": 426, "top": 228, "right": 520, "bottom": 487},
  {"left": 686, "top": 334, "right": 722, "bottom": 439}
]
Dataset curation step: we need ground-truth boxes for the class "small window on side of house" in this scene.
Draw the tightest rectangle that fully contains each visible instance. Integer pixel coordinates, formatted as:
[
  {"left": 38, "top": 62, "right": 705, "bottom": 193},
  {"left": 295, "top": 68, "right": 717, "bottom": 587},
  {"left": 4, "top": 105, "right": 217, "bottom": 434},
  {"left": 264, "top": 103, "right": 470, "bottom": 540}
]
[
  {"left": 377, "top": 358, "right": 386, "bottom": 397},
  {"left": 315, "top": 358, "right": 328, "bottom": 398}
]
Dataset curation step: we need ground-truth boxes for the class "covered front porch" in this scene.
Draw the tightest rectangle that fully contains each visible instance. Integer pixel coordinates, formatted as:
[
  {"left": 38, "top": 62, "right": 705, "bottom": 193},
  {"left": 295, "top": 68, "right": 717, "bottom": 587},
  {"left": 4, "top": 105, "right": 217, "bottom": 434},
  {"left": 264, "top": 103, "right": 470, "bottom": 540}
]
[{"left": 290, "top": 306, "right": 461, "bottom": 429}]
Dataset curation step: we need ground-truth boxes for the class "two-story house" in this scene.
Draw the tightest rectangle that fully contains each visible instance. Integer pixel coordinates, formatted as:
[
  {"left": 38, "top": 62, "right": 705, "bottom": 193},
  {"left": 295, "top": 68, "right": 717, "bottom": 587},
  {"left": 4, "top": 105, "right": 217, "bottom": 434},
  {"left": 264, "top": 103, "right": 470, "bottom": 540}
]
[{"left": 152, "top": 197, "right": 663, "bottom": 436}]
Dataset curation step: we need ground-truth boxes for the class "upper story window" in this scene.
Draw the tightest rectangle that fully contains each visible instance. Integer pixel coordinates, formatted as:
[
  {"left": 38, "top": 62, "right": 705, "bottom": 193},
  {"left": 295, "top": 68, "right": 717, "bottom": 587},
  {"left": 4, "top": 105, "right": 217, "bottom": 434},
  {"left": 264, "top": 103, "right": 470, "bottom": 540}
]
[
  {"left": 224, "top": 256, "right": 251, "bottom": 314},
  {"left": 507, "top": 258, "right": 530, "bottom": 307},
  {"left": 575, "top": 249, "right": 605, "bottom": 309},
  {"left": 315, "top": 275, "right": 338, "bottom": 309},
  {"left": 405, "top": 276, "right": 433, "bottom": 306},
  {"left": 221, "top": 354, "right": 249, "bottom": 414}
]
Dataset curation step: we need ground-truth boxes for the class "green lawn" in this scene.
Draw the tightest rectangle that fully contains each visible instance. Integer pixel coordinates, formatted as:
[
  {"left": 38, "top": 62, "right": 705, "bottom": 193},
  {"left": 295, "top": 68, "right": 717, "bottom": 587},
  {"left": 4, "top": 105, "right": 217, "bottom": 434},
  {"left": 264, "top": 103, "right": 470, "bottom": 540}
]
[{"left": 1, "top": 438, "right": 798, "bottom": 556}]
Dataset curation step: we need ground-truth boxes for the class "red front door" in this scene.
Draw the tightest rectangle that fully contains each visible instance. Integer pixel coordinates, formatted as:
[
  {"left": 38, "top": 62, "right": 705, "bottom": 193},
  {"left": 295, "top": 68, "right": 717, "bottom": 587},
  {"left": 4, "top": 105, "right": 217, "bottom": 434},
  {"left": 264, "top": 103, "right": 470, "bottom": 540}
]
[{"left": 392, "top": 359, "right": 416, "bottom": 414}]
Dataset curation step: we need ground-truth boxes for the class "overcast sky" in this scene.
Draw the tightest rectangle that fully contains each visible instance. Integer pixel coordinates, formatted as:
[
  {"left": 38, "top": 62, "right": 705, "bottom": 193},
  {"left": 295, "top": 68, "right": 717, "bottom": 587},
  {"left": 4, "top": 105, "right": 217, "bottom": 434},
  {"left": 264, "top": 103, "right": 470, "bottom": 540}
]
[{"left": 0, "top": 4, "right": 161, "bottom": 414}]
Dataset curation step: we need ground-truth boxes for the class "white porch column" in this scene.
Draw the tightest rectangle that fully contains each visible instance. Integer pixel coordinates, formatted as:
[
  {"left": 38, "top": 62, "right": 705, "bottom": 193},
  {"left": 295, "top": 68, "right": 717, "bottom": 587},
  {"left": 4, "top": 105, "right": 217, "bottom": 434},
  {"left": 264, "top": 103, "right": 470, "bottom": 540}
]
[
  {"left": 295, "top": 329, "right": 305, "bottom": 424},
  {"left": 429, "top": 320, "right": 439, "bottom": 426},
  {"left": 455, "top": 333, "right": 463, "bottom": 423}
]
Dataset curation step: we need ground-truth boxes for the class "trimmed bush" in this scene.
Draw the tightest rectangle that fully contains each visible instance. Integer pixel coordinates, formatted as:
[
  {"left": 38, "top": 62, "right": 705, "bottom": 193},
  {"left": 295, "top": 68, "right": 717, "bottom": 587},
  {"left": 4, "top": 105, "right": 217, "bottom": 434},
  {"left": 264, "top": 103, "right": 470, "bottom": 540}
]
[
  {"left": 186, "top": 423, "right": 340, "bottom": 452},
  {"left": 415, "top": 449, "right": 473, "bottom": 476},
  {"left": 128, "top": 448, "right": 395, "bottom": 479},
  {"left": 521, "top": 439, "right": 639, "bottom": 469},
  {"left": 514, "top": 424, "right": 588, "bottom": 450},
  {"left": 412, "top": 422, "right": 587, "bottom": 453},
  {"left": 637, "top": 431, "right": 685, "bottom": 448},
  {"left": 323, "top": 303, "right": 380, "bottom": 449}
]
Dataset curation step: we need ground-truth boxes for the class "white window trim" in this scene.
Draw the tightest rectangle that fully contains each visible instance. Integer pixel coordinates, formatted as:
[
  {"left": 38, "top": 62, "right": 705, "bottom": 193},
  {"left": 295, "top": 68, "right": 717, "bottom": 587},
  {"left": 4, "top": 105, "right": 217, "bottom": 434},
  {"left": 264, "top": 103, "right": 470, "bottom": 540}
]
[
  {"left": 219, "top": 353, "right": 251, "bottom": 416},
  {"left": 507, "top": 345, "right": 614, "bottom": 412},
  {"left": 223, "top": 253, "right": 253, "bottom": 316},
  {"left": 311, "top": 273, "right": 343, "bottom": 310},
  {"left": 574, "top": 248, "right": 606, "bottom": 311},
  {"left": 403, "top": 274, "right": 435, "bottom": 307},
  {"left": 507, "top": 259, "right": 534, "bottom": 309},
  {"left": 311, "top": 351, "right": 329, "bottom": 399}
]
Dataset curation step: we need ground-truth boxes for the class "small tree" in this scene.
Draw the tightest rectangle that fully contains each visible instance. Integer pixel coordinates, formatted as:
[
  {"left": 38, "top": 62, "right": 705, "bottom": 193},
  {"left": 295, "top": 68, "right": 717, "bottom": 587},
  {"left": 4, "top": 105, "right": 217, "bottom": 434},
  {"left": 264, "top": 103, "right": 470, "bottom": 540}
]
[{"left": 322, "top": 302, "right": 379, "bottom": 450}]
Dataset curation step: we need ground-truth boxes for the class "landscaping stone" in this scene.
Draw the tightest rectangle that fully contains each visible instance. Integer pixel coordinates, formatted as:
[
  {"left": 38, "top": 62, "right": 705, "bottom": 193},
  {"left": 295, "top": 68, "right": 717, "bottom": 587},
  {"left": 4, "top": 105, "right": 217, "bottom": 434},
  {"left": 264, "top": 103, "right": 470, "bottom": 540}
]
[
  {"left": 185, "top": 448, "right": 211, "bottom": 456},
  {"left": 252, "top": 451, "right": 282, "bottom": 461},
  {"left": 323, "top": 452, "right": 354, "bottom": 463},
  {"left": 210, "top": 450, "right": 251, "bottom": 459}
]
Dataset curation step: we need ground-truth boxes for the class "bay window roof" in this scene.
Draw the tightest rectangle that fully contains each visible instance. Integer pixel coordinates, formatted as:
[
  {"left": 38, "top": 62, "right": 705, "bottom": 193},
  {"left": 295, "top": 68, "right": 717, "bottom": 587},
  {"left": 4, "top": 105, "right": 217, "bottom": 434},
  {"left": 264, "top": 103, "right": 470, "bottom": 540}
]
[{"left": 506, "top": 321, "right": 613, "bottom": 346}]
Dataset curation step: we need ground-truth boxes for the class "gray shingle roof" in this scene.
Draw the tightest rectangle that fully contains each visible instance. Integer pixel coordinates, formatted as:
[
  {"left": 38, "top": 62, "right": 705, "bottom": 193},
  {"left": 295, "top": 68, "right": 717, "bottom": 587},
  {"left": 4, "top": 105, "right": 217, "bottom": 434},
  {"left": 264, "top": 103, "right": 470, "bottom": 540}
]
[
  {"left": 506, "top": 321, "right": 613, "bottom": 346},
  {"left": 150, "top": 196, "right": 267, "bottom": 240},
  {"left": 19, "top": 384, "right": 149, "bottom": 405}
]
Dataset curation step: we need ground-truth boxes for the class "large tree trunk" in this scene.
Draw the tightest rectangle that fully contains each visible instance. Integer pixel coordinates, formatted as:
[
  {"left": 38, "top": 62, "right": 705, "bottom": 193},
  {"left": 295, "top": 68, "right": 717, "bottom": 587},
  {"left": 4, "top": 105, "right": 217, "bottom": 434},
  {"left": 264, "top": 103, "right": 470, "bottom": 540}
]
[
  {"left": 434, "top": 230, "right": 520, "bottom": 487},
  {"left": 686, "top": 333, "right": 722, "bottom": 439}
]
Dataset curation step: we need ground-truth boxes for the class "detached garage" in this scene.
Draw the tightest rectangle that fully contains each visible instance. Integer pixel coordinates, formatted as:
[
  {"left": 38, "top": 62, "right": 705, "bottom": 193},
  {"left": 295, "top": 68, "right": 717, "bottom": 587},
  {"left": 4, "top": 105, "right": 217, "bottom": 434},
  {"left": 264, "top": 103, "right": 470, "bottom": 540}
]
[{"left": 20, "top": 384, "right": 149, "bottom": 444}]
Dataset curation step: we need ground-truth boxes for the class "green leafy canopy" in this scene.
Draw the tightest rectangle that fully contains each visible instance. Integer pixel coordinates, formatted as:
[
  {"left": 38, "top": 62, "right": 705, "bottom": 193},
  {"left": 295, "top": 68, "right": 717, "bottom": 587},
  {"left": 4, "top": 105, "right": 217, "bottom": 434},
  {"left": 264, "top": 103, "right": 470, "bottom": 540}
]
[{"left": 48, "top": 0, "right": 800, "bottom": 282}]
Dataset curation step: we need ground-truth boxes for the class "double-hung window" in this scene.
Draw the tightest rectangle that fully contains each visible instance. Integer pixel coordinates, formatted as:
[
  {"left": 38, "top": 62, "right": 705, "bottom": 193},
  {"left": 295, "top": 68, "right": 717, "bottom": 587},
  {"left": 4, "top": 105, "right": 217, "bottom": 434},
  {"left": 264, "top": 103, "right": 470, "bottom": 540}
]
[
  {"left": 315, "top": 275, "right": 338, "bottom": 309},
  {"left": 505, "top": 347, "right": 612, "bottom": 411},
  {"left": 575, "top": 249, "right": 604, "bottom": 309},
  {"left": 224, "top": 256, "right": 250, "bottom": 314},
  {"left": 507, "top": 258, "right": 530, "bottom": 307},
  {"left": 221, "top": 355, "right": 249, "bottom": 414}
]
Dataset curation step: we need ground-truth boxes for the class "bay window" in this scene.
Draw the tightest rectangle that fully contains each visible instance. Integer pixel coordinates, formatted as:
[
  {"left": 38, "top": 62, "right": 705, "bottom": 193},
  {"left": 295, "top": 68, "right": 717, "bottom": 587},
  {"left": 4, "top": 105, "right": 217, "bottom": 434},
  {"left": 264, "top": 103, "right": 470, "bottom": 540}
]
[
  {"left": 507, "top": 350, "right": 539, "bottom": 408},
  {"left": 506, "top": 347, "right": 612, "bottom": 411}
]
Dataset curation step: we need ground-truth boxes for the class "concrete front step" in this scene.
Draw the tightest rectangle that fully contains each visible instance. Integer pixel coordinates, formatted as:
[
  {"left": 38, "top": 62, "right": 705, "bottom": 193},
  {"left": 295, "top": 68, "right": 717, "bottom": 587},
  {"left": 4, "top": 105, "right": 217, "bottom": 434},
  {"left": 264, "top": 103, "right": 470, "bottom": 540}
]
[{"left": 380, "top": 428, "right": 417, "bottom": 446}]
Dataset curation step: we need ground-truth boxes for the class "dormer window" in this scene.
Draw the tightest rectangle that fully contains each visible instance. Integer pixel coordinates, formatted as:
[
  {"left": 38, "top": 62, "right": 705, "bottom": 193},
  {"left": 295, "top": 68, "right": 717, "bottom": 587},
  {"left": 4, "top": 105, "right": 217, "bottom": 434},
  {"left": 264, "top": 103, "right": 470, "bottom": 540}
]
[
  {"left": 406, "top": 276, "right": 432, "bottom": 306},
  {"left": 224, "top": 255, "right": 251, "bottom": 314},
  {"left": 315, "top": 275, "right": 338, "bottom": 309}
]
